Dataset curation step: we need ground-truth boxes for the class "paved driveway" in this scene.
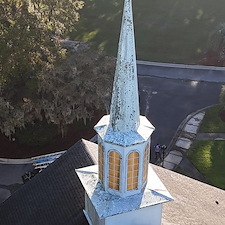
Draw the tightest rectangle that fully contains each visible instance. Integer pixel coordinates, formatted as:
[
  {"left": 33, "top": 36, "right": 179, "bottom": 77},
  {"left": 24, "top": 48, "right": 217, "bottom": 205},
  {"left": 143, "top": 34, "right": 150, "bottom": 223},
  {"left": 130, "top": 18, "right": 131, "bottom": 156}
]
[
  {"left": 0, "top": 163, "right": 33, "bottom": 204},
  {"left": 138, "top": 76, "right": 222, "bottom": 162}
]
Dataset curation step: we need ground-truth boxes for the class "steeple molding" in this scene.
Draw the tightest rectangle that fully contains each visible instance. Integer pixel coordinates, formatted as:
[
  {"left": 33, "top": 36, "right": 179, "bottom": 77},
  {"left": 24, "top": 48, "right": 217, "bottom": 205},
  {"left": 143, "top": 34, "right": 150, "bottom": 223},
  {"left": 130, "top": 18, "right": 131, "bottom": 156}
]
[{"left": 94, "top": 115, "right": 154, "bottom": 147}]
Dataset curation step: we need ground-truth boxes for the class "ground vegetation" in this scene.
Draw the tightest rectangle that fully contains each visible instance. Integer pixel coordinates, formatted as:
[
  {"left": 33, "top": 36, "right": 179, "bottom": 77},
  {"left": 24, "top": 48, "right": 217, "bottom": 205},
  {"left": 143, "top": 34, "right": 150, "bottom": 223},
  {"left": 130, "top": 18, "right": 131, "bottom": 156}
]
[
  {"left": 71, "top": 0, "right": 225, "bottom": 64},
  {"left": 188, "top": 104, "right": 225, "bottom": 190},
  {"left": 188, "top": 140, "right": 225, "bottom": 190},
  {"left": 198, "top": 104, "right": 225, "bottom": 133}
]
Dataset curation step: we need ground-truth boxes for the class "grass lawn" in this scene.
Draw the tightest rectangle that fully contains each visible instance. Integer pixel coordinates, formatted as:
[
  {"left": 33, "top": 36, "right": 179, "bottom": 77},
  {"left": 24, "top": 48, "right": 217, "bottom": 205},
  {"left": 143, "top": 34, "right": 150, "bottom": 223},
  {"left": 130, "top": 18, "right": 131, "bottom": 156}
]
[
  {"left": 70, "top": 0, "right": 225, "bottom": 64},
  {"left": 188, "top": 140, "right": 225, "bottom": 190},
  {"left": 198, "top": 104, "right": 225, "bottom": 132}
]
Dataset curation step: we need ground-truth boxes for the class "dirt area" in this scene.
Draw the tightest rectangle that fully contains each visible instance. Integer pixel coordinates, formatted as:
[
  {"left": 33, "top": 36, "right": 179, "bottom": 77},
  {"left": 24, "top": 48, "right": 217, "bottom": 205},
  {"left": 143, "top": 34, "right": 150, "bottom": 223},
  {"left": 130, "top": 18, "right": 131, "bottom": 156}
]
[{"left": 0, "top": 112, "right": 103, "bottom": 159}]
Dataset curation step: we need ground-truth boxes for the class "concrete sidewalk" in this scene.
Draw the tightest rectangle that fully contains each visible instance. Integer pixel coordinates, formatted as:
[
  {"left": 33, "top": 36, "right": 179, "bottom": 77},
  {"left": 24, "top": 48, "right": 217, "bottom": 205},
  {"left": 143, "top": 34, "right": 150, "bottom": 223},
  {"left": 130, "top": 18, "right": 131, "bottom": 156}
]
[
  {"left": 157, "top": 106, "right": 225, "bottom": 182},
  {"left": 158, "top": 105, "right": 224, "bottom": 182},
  {"left": 160, "top": 110, "right": 205, "bottom": 171}
]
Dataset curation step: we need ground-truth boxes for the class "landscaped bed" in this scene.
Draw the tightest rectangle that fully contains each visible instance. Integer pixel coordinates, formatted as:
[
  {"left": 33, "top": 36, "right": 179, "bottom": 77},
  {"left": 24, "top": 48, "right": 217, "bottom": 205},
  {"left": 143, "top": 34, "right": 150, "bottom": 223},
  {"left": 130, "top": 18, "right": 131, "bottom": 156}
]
[
  {"left": 198, "top": 104, "right": 225, "bottom": 133},
  {"left": 188, "top": 140, "right": 225, "bottom": 190}
]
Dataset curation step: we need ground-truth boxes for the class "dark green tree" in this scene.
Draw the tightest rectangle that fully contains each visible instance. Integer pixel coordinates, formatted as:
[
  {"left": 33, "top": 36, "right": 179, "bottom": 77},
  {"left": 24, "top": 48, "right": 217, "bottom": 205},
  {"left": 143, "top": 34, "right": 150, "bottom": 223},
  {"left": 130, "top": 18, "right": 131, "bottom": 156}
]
[
  {"left": 0, "top": 0, "right": 84, "bottom": 87},
  {"left": 0, "top": 1, "right": 115, "bottom": 139},
  {"left": 38, "top": 46, "right": 115, "bottom": 136}
]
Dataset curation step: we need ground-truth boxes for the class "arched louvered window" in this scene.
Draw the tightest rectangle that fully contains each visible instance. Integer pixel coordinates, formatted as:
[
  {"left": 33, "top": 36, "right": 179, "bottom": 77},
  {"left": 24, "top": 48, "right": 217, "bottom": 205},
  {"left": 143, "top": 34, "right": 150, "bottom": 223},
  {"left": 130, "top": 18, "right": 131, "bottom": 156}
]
[
  {"left": 143, "top": 144, "right": 150, "bottom": 184},
  {"left": 108, "top": 151, "right": 120, "bottom": 190},
  {"left": 98, "top": 144, "right": 104, "bottom": 182},
  {"left": 127, "top": 152, "right": 139, "bottom": 191}
]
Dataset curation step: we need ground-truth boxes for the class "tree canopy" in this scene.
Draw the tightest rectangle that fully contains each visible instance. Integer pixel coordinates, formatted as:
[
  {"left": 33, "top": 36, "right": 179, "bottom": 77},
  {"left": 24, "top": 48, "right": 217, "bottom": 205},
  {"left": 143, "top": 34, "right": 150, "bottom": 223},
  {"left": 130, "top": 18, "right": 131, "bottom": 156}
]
[
  {"left": 38, "top": 44, "right": 115, "bottom": 136},
  {"left": 0, "top": 0, "right": 84, "bottom": 86},
  {"left": 0, "top": 0, "right": 115, "bottom": 138}
]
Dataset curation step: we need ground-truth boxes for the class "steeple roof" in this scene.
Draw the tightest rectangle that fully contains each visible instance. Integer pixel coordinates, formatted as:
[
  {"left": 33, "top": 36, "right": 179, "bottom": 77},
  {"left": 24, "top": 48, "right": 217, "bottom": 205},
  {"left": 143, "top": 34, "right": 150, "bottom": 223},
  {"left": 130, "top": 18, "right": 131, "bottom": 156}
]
[
  {"left": 109, "top": 0, "right": 140, "bottom": 132},
  {"left": 94, "top": 0, "right": 154, "bottom": 146}
]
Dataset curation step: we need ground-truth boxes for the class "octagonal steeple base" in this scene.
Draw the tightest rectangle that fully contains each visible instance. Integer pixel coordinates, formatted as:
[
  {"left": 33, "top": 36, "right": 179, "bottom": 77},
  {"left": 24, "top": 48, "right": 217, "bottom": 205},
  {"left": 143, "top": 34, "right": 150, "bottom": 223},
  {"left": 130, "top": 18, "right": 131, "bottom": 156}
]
[{"left": 94, "top": 115, "right": 154, "bottom": 197}]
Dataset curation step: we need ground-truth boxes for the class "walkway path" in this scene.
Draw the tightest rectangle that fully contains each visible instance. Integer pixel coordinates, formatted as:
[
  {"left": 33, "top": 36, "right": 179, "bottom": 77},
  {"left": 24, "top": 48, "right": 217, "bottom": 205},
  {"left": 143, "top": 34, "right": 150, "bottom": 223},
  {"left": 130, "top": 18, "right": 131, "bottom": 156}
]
[{"left": 158, "top": 106, "right": 224, "bottom": 183}]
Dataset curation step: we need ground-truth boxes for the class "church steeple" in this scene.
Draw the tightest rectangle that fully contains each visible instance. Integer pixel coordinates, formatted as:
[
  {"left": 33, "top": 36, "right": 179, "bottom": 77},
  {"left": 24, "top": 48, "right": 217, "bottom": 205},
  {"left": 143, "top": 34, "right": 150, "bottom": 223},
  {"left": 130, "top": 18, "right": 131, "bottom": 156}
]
[
  {"left": 109, "top": 0, "right": 139, "bottom": 132},
  {"left": 94, "top": 0, "right": 155, "bottom": 197},
  {"left": 76, "top": 1, "right": 173, "bottom": 224}
]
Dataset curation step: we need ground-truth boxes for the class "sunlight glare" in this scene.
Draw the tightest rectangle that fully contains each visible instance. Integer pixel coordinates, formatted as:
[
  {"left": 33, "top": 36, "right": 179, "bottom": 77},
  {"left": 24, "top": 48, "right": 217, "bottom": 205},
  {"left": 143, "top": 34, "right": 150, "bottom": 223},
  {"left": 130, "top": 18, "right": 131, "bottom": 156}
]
[{"left": 190, "top": 81, "right": 199, "bottom": 87}]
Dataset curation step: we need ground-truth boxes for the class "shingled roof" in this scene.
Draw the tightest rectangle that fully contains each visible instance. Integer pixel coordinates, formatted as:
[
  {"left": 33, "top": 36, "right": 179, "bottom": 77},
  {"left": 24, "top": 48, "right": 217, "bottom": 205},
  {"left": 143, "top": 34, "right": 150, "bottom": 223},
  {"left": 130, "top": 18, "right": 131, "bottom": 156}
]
[
  {"left": 0, "top": 139, "right": 97, "bottom": 225},
  {"left": 1, "top": 139, "right": 225, "bottom": 225},
  {"left": 153, "top": 165, "right": 225, "bottom": 225}
]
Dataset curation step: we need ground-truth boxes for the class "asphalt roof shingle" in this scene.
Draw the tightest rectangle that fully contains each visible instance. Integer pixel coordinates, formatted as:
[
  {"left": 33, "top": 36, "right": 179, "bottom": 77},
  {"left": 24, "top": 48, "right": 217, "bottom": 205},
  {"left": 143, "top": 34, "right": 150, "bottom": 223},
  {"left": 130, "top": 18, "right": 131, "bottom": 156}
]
[{"left": 0, "top": 139, "right": 97, "bottom": 225}]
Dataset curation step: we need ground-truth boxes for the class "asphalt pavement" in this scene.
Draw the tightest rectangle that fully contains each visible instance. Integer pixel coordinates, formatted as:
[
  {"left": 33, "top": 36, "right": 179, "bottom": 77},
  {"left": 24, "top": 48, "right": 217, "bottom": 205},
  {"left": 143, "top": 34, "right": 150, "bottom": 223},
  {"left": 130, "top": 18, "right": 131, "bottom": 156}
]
[
  {"left": 138, "top": 76, "right": 222, "bottom": 162},
  {"left": 0, "top": 162, "right": 33, "bottom": 204}
]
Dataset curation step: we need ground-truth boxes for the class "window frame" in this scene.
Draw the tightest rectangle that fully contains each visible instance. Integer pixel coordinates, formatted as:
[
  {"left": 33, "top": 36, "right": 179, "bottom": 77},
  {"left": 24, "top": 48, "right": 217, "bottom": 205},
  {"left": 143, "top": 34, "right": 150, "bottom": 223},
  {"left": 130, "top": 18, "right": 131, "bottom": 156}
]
[
  {"left": 108, "top": 150, "right": 121, "bottom": 191},
  {"left": 127, "top": 151, "right": 139, "bottom": 191}
]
